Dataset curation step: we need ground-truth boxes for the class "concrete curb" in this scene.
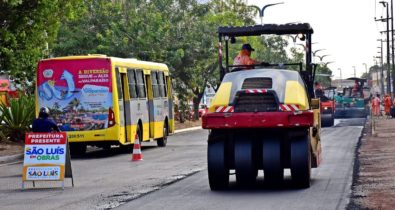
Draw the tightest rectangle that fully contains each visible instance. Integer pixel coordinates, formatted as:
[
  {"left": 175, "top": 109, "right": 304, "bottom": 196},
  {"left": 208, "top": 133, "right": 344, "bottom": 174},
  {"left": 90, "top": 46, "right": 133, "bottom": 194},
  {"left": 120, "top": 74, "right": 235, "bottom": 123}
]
[
  {"left": 0, "top": 153, "right": 23, "bottom": 165},
  {"left": 0, "top": 126, "right": 203, "bottom": 165},
  {"left": 174, "top": 126, "right": 202, "bottom": 134}
]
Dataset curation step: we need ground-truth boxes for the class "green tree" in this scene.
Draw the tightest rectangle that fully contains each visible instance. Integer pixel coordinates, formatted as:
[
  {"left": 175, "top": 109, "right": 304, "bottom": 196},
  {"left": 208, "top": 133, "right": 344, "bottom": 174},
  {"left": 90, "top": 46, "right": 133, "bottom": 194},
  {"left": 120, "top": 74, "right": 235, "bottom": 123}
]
[
  {"left": 0, "top": 0, "right": 84, "bottom": 89},
  {"left": 315, "top": 64, "right": 333, "bottom": 88},
  {"left": 52, "top": 0, "right": 323, "bottom": 121}
]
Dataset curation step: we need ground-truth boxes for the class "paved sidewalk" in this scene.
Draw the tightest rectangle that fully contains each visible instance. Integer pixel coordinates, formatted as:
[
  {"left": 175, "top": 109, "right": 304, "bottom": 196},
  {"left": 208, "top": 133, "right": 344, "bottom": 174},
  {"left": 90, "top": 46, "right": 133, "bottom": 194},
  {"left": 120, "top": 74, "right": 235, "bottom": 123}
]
[{"left": 348, "top": 118, "right": 395, "bottom": 209}]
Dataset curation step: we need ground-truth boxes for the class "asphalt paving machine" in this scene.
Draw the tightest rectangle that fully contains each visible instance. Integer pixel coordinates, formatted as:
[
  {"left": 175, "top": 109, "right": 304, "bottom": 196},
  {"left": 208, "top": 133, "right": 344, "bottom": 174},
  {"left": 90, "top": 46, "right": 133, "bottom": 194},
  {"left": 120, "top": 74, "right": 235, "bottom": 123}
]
[
  {"left": 334, "top": 77, "right": 369, "bottom": 118},
  {"left": 320, "top": 86, "right": 337, "bottom": 127}
]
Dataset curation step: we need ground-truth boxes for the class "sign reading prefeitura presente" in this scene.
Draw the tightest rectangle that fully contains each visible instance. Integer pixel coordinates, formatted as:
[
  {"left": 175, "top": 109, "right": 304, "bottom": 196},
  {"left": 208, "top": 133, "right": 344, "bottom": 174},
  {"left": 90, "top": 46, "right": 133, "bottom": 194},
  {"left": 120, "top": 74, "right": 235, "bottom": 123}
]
[{"left": 22, "top": 132, "right": 73, "bottom": 189}]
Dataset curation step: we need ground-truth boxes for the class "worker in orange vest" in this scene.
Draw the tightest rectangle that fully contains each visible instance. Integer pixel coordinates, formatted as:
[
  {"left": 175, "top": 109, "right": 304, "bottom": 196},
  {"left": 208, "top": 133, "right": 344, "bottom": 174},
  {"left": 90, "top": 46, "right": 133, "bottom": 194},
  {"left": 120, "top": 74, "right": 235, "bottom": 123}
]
[
  {"left": 372, "top": 94, "right": 381, "bottom": 117},
  {"left": 384, "top": 94, "right": 392, "bottom": 118},
  {"left": 233, "top": 44, "right": 267, "bottom": 70}
]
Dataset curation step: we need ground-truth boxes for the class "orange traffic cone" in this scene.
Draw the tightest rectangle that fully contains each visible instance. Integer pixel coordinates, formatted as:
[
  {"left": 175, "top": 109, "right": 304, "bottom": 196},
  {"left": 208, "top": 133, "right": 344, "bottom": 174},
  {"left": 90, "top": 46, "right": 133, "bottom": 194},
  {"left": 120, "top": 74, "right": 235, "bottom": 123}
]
[{"left": 132, "top": 133, "right": 143, "bottom": 161}]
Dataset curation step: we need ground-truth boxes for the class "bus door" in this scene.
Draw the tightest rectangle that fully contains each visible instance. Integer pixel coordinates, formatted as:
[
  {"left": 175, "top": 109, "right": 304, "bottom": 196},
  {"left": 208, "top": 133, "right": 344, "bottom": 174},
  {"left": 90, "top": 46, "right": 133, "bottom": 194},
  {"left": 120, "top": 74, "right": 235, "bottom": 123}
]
[
  {"left": 157, "top": 71, "right": 169, "bottom": 126},
  {"left": 166, "top": 75, "right": 174, "bottom": 133},
  {"left": 147, "top": 71, "right": 167, "bottom": 139},
  {"left": 127, "top": 69, "right": 149, "bottom": 142},
  {"left": 115, "top": 68, "right": 128, "bottom": 143}
]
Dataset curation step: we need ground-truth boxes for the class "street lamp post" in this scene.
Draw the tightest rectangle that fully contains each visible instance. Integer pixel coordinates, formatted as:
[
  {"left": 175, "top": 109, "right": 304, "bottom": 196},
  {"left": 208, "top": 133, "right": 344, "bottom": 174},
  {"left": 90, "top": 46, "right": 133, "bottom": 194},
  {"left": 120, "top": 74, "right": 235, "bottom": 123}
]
[
  {"left": 363, "top": 63, "right": 368, "bottom": 78},
  {"left": 249, "top": 2, "right": 284, "bottom": 25},
  {"left": 338, "top": 68, "right": 342, "bottom": 88},
  {"left": 312, "top": 49, "right": 326, "bottom": 63},
  {"left": 353, "top": 66, "right": 356, "bottom": 77},
  {"left": 313, "top": 49, "right": 326, "bottom": 57},
  {"left": 374, "top": 56, "right": 381, "bottom": 88},
  {"left": 316, "top": 54, "right": 330, "bottom": 62}
]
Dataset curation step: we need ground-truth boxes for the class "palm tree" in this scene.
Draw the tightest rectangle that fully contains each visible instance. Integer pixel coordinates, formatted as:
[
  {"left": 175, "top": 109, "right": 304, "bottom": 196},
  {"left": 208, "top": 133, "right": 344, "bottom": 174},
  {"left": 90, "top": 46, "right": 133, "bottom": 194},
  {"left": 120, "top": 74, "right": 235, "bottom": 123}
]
[
  {"left": 52, "top": 102, "right": 61, "bottom": 118},
  {"left": 70, "top": 97, "right": 81, "bottom": 112}
]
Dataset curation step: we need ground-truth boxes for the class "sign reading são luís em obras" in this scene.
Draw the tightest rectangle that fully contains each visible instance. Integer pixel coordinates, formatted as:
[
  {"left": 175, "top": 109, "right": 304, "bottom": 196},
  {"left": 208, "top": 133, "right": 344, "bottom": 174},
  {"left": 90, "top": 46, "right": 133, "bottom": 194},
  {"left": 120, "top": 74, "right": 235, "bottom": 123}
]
[{"left": 22, "top": 132, "right": 67, "bottom": 181}]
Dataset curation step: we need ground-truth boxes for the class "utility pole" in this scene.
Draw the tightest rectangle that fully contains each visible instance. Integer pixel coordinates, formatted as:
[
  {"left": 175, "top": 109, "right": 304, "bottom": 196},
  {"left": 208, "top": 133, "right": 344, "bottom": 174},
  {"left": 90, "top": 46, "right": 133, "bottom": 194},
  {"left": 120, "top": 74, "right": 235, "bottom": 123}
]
[
  {"left": 386, "top": 1, "right": 391, "bottom": 94},
  {"left": 392, "top": 0, "right": 395, "bottom": 96},
  {"left": 378, "top": 39, "right": 386, "bottom": 95},
  {"left": 377, "top": 1, "right": 392, "bottom": 94}
]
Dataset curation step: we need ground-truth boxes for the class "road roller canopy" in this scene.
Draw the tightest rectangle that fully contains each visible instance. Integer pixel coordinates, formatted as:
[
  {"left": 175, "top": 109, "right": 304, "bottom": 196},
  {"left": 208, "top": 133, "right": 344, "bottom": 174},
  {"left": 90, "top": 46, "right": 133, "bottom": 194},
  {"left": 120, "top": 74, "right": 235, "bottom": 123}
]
[
  {"left": 210, "top": 69, "right": 309, "bottom": 110},
  {"left": 218, "top": 23, "right": 313, "bottom": 37},
  {"left": 217, "top": 23, "right": 316, "bottom": 100}
]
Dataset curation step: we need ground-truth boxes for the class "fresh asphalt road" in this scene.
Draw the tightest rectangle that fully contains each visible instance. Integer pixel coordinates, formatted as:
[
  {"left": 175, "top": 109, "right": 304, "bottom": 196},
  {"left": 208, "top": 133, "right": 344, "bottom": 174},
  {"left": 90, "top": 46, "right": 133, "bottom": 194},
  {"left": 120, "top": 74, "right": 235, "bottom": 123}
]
[
  {"left": 0, "top": 129, "right": 208, "bottom": 210},
  {"left": 117, "top": 118, "right": 365, "bottom": 210},
  {"left": 0, "top": 118, "right": 364, "bottom": 210}
]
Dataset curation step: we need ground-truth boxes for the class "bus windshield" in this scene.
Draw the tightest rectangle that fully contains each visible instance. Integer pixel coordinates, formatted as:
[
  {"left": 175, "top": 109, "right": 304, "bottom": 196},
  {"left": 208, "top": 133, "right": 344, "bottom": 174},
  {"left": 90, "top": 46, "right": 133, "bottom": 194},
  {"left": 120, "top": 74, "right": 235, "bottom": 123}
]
[{"left": 37, "top": 58, "right": 113, "bottom": 131}]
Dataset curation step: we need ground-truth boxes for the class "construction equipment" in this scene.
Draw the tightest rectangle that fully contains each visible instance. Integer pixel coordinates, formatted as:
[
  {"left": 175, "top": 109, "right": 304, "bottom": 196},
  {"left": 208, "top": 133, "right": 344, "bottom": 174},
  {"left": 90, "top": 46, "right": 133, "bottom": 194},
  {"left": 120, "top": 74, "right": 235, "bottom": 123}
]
[
  {"left": 320, "top": 86, "right": 337, "bottom": 127},
  {"left": 202, "top": 23, "right": 322, "bottom": 190},
  {"left": 334, "top": 77, "right": 369, "bottom": 118}
]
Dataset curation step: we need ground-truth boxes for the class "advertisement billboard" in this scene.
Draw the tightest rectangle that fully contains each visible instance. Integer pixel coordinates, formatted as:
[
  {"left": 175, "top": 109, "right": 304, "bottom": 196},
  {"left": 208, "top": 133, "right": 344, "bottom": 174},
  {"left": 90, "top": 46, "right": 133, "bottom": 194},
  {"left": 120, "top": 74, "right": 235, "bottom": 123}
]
[{"left": 37, "top": 58, "right": 112, "bottom": 131}]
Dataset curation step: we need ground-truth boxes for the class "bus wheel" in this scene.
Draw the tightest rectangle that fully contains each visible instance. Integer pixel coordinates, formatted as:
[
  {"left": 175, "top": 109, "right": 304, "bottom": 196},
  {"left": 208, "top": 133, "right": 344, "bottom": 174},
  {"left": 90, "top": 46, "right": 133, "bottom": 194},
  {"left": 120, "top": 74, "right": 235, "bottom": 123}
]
[
  {"left": 70, "top": 143, "right": 87, "bottom": 156},
  {"left": 119, "top": 144, "right": 132, "bottom": 153},
  {"left": 157, "top": 122, "right": 168, "bottom": 147},
  {"left": 102, "top": 144, "right": 111, "bottom": 151},
  {"left": 135, "top": 125, "right": 142, "bottom": 146}
]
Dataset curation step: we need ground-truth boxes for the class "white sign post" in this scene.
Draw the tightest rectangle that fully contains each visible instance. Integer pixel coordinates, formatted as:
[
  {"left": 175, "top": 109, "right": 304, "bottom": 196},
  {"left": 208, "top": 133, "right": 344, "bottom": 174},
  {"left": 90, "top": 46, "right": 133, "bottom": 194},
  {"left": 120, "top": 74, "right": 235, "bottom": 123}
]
[{"left": 22, "top": 132, "right": 73, "bottom": 189}]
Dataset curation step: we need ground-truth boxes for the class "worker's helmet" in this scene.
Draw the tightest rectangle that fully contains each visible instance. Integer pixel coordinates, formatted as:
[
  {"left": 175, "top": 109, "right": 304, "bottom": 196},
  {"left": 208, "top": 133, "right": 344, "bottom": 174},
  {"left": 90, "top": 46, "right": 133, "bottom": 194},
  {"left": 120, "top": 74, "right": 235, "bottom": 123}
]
[
  {"left": 241, "top": 43, "right": 255, "bottom": 52},
  {"left": 39, "top": 107, "right": 50, "bottom": 118}
]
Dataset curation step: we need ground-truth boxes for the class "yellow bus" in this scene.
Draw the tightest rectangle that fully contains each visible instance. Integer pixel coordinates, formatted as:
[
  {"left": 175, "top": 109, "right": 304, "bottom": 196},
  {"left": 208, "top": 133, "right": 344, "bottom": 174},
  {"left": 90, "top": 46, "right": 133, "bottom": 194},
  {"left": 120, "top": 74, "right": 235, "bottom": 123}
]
[{"left": 36, "top": 55, "right": 174, "bottom": 154}]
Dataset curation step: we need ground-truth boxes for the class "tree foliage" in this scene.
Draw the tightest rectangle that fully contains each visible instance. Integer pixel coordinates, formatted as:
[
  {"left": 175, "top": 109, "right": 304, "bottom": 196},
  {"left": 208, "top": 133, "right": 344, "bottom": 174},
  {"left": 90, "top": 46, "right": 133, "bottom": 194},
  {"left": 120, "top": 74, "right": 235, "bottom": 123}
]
[
  {"left": 0, "top": 0, "right": 84, "bottom": 90},
  {"left": 3, "top": 0, "right": 333, "bottom": 122}
]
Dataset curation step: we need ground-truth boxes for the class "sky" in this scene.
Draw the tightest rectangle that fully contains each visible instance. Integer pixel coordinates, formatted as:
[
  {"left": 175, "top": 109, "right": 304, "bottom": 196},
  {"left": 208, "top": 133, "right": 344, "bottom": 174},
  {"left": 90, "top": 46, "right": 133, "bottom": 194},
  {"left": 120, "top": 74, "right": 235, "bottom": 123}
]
[{"left": 247, "top": 0, "right": 385, "bottom": 79}]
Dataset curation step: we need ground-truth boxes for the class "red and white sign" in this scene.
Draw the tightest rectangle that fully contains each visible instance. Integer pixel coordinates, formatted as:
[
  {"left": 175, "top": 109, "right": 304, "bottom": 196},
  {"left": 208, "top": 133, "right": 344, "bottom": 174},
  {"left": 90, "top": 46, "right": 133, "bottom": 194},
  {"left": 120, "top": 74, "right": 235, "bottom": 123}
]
[
  {"left": 245, "top": 89, "right": 268, "bottom": 93},
  {"left": 22, "top": 132, "right": 67, "bottom": 181},
  {"left": 279, "top": 104, "right": 300, "bottom": 111},
  {"left": 215, "top": 106, "right": 234, "bottom": 113}
]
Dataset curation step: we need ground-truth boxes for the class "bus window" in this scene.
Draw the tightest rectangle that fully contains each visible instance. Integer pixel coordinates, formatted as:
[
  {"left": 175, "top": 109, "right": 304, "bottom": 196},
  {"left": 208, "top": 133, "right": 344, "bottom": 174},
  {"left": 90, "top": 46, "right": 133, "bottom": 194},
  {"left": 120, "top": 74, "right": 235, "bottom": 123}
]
[
  {"left": 127, "top": 69, "right": 138, "bottom": 99},
  {"left": 158, "top": 72, "right": 167, "bottom": 97},
  {"left": 151, "top": 71, "right": 159, "bottom": 98},
  {"left": 136, "top": 70, "right": 146, "bottom": 98},
  {"left": 116, "top": 68, "right": 123, "bottom": 100}
]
